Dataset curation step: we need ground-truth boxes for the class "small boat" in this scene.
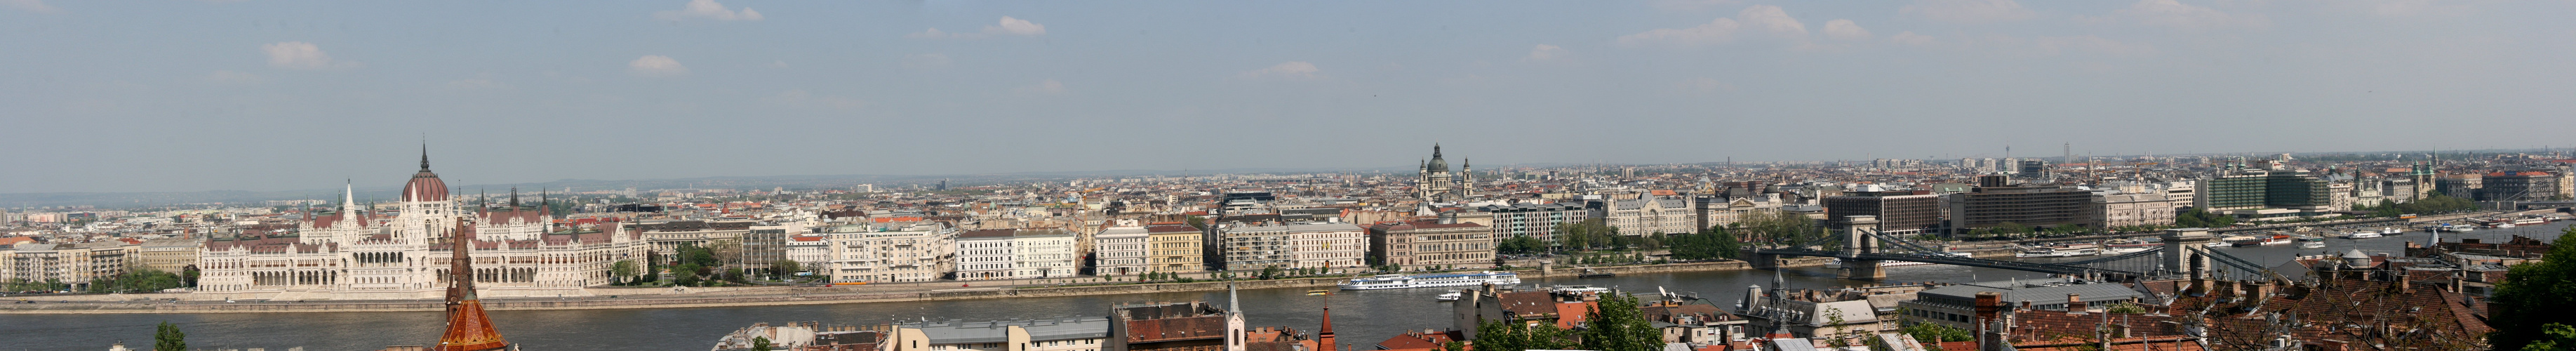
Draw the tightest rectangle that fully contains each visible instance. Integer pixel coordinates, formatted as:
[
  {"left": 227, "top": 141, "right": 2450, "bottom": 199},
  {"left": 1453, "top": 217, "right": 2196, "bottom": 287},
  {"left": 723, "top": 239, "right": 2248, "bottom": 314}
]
[
  {"left": 2380, "top": 227, "right": 2403, "bottom": 235},
  {"left": 1307, "top": 289, "right": 1331, "bottom": 296},
  {"left": 2341, "top": 232, "right": 2382, "bottom": 239},
  {"left": 1435, "top": 291, "right": 1462, "bottom": 301}
]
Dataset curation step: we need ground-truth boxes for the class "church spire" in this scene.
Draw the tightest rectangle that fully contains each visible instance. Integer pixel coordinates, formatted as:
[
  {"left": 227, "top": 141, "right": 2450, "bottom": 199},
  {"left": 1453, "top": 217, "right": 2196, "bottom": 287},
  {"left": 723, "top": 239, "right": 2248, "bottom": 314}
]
[
  {"left": 342, "top": 180, "right": 357, "bottom": 222},
  {"left": 509, "top": 187, "right": 519, "bottom": 208},
  {"left": 420, "top": 142, "right": 432, "bottom": 171}
]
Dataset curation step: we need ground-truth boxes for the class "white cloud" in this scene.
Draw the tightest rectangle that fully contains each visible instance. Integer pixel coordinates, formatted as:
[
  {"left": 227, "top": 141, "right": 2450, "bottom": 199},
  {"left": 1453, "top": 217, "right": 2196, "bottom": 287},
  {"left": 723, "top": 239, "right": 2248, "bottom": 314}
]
[
  {"left": 1822, "top": 20, "right": 1871, "bottom": 41},
  {"left": 1737, "top": 6, "right": 1807, "bottom": 36},
  {"left": 629, "top": 55, "right": 688, "bottom": 77},
  {"left": 905, "top": 53, "right": 953, "bottom": 69},
  {"left": 2117, "top": 0, "right": 2262, "bottom": 30},
  {"left": 262, "top": 41, "right": 358, "bottom": 69},
  {"left": 1902, "top": 0, "right": 2036, "bottom": 24},
  {"left": 4, "top": 0, "right": 59, "bottom": 13},
  {"left": 909, "top": 17, "right": 1047, "bottom": 39},
  {"left": 1523, "top": 44, "right": 1568, "bottom": 62},
  {"left": 989, "top": 16, "right": 1046, "bottom": 36},
  {"left": 205, "top": 70, "right": 263, "bottom": 85},
  {"left": 656, "top": 0, "right": 762, "bottom": 21},
  {"left": 1889, "top": 32, "right": 1937, "bottom": 46},
  {"left": 1017, "top": 79, "right": 1067, "bottom": 94},
  {"left": 762, "top": 89, "right": 866, "bottom": 111},
  {"left": 1617, "top": 5, "right": 1808, "bottom": 46},
  {"left": 1239, "top": 62, "right": 1321, "bottom": 80}
]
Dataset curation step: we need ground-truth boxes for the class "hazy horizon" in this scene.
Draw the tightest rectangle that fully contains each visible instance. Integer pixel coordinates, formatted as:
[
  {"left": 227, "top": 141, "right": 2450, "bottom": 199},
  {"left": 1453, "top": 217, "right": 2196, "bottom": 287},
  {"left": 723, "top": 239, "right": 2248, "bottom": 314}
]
[{"left": 8, "top": 1, "right": 2574, "bottom": 194}]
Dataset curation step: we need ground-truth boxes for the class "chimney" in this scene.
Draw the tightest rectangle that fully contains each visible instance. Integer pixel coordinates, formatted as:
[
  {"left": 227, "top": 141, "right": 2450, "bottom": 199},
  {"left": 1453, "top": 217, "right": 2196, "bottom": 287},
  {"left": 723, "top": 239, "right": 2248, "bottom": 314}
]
[
  {"left": 1974, "top": 292, "right": 2004, "bottom": 349},
  {"left": 2066, "top": 294, "right": 2086, "bottom": 314}
]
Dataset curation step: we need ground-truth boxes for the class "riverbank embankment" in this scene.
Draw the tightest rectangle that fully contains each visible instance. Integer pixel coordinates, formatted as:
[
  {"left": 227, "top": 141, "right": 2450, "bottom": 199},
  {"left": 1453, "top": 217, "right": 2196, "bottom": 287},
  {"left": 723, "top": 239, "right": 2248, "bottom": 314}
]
[{"left": 0, "top": 260, "right": 1805, "bottom": 314}]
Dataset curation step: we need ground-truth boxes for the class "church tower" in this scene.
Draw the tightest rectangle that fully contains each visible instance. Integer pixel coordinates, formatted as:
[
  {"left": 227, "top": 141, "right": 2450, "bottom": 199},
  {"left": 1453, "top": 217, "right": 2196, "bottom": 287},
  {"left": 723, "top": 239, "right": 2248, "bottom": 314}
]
[{"left": 1419, "top": 145, "right": 1455, "bottom": 201}]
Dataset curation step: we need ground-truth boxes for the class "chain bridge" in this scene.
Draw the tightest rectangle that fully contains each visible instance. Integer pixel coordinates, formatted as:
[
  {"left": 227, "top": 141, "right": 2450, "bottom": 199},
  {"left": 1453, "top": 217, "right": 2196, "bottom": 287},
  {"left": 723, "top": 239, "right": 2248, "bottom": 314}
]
[{"left": 1748, "top": 216, "right": 2286, "bottom": 283}]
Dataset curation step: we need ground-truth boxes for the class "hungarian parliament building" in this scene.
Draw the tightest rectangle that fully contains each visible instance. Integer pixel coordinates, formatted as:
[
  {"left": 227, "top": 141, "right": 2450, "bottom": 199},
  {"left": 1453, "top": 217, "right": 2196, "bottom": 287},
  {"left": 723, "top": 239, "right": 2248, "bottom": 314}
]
[{"left": 191, "top": 151, "right": 653, "bottom": 300}]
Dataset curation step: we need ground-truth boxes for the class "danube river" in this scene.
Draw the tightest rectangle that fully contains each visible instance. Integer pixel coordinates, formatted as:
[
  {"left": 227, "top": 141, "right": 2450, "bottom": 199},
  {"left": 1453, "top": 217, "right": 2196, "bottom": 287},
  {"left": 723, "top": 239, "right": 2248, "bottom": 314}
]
[{"left": 4, "top": 222, "right": 2563, "bottom": 351}]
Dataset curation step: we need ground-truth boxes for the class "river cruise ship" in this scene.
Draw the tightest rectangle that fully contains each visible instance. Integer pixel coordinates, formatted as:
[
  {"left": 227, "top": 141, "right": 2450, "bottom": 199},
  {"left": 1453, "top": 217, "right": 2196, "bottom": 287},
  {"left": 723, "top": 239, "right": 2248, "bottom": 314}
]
[{"left": 1338, "top": 271, "right": 1522, "bottom": 291}]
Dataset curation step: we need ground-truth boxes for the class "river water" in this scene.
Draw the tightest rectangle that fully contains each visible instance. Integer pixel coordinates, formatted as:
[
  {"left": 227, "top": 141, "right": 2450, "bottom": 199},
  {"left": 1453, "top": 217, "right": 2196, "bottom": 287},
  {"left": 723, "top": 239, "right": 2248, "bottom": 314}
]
[{"left": 5, "top": 222, "right": 2563, "bottom": 351}]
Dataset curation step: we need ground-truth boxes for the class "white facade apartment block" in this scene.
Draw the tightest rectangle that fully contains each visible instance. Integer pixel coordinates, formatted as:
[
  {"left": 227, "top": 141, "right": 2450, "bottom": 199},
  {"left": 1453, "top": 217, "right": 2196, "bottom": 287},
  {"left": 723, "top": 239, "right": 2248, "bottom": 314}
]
[
  {"left": 954, "top": 228, "right": 1076, "bottom": 280},
  {"left": 785, "top": 234, "right": 829, "bottom": 274},
  {"left": 1286, "top": 223, "right": 1366, "bottom": 273},
  {"left": 1013, "top": 230, "right": 1078, "bottom": 279},
  {"left": 1093, "top": 227, "right": 1149, "bottom": 276},
  {"left": 955, "top": 229, "right": 1020, "bottom": 281},
  {"left": 827, "top": 223, "right": 956, "bottom": 284}
]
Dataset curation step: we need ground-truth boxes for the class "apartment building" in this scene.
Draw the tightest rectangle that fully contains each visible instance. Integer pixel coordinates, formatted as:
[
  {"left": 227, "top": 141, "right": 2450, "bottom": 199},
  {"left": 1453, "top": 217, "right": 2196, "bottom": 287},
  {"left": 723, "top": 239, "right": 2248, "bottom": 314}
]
[
  {"left": 1143, "top": 225, "right": 1203, "bottom": 273},
  {"left": 0, "top": 241, "right": 138, "bottom": 291},
  {"left": 1366, "top": 220, "right": 1493, "bottom": 271},
  {"left": 2097, "top": 192, "right": 2177, "bottom": 228},
  {"left": 1820, "top": 192, "right": 1941, "bottom": 236},
  {"left": 1286, "top": 223, "right": 1365, "bottom": 273},
  {"left": 1210, "top": 223, "right": 1290, "bottom": 272},
  {"left": 1946, "top": 176, "right": 2100, "bottom": 235},
  {"left": 954, "top": 228, "right": 1076, "bottom": 280},
  {"left": 827, "top": 222, "right": 957, "bottom": 283},
  {"left": 1464, "top": 203, "right": 1589, "bottom": 244},
  {"left": 1094, "top": 226, "right": 1149, "bottom": 276}
]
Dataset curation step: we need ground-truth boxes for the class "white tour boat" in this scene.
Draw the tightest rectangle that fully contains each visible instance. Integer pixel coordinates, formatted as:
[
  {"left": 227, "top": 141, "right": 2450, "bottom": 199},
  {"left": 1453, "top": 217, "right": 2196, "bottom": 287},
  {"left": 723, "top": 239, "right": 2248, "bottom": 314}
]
[{"left": 1338, "top": 271, "right": 1522, "bottom": 291}]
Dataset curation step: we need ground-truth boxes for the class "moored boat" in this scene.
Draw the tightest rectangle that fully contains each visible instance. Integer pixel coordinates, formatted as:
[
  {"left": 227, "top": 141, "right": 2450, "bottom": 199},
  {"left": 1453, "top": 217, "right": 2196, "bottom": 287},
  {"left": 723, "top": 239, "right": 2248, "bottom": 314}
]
[
  {"left": 1338, "top": 271, "right": 1522, "bottom": 290},
  {"left": 2017, "top": 244, "right": 2102, "bottom": 258},
  {"left": 2341, "top": 231, "right": 2382, "bottom": 239}
]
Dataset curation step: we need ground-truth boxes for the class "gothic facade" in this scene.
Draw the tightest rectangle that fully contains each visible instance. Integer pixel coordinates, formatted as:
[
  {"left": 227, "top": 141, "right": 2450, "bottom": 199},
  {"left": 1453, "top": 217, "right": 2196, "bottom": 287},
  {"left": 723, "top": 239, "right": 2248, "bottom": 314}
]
[{"left": 194, "top": 149, "right": 651, "bottom": 300}]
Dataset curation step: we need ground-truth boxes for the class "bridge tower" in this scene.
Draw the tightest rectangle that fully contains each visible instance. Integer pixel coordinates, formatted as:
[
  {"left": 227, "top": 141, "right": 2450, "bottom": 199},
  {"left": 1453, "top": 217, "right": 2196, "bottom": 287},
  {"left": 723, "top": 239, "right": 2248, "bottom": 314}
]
[
  {"left": 1838, "top": 216, "right": 1886, "bottom": 280},
  {"left": 2159, "top": 228, "right": 2217, "bottom": 279}
]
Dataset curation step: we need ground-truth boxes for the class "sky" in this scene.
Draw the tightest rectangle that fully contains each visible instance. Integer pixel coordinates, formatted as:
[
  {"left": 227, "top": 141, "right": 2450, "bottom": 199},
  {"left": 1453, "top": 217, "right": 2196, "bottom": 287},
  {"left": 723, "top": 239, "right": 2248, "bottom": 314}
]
[{"left": 4, "top": 0, "right": 2573, "bottom": 193}]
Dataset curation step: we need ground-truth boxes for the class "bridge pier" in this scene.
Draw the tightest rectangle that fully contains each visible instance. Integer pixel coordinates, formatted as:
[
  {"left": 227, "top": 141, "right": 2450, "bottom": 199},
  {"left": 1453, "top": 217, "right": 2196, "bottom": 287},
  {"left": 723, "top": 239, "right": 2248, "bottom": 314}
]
[
  {"left": 1747, "top": 251, "right": 1779, "bottom": 270},
  {"left": 2161, "top": 228, "right": 2217, "bottom": 278},
  {"left": 1836, "top": 216, "right": 1883, "bottom": 280},
  {"left": 1841, "top": 259, "right": 1886, "bottom": 280}
]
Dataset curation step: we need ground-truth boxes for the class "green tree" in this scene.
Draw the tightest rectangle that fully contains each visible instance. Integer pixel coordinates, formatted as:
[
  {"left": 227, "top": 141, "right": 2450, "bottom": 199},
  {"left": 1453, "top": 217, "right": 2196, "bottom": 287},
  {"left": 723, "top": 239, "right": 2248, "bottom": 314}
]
[
  {"left": 1554, "top": 218, "right": 1619, "bottom": 251},
  {"left": 753, "top": 336, "right": 773, "bottom": 351},
  {"left": 1897, "top": 322, "right": 1973, "bottom": 346},
  {"left": 1497, "top": 235, "right": 1546, "bottom": 255},
  {"left": 610, "top": 260, "right": 640, "bottom": 284},
  {"left": 2174, "top": 208, "right": 2236, "bottom": 228},
  {"left": 1667, "top": 225, "right": 1742, "bottom": 260},
  {"left": 1578, "top": 293, "right": 1662, "bottom": 351},
  {"left": 2489, "top": 225, "right": 2576, "bottom": 350},
  {"left": 1736, "top": 210, "right": 1824, "bottom": 246},
  {"left": 154, "top": 321, "right": 185, "bottom": 351},
  {"left": 2521, "top": 323, "right": 2576, "bottom": 351},
  {"left": 770, "top": 259, "right": 802, "bottom": 280},
  {"left": 1473, "top": 318, "right": 1576, "bottom": 351},
  {"left": 674, "top": 264, "right": 702, "bottom": 286}
]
